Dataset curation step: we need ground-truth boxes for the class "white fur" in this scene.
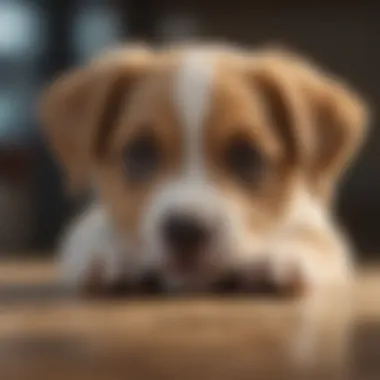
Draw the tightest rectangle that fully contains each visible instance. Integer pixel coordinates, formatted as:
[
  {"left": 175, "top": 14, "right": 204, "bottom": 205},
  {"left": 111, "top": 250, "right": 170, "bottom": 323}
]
[
  {"left": 173, "top": 51, "right": 213, "bottom": 176},
  {"left": 283, "top": 186, "right": 332, "bottom": 232},
  {"left": 58, "top": 205, "right": 135, "bottom": 291},
  {"left": 237, "top": 187, "right": 353, "bottom": 291},
  {"left": 141, "top": 53, "right": 214, "bottom": 275},
  {"left": 281, "top": 187, "right": 353, "bottom": 283}
]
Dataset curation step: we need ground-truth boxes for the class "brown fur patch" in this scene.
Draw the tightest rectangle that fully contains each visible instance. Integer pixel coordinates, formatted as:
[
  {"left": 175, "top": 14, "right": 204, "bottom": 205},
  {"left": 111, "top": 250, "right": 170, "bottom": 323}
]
[
  {"left": 39, "top": 46, "right": 154, "bottom": 192},
  {"left": 94, "top": 64, "right": 184, "bottom": 243},
  {"left": 203, "top": 58, "right": 299, "bottom": 234},
  {"left": 248, "top": 49, "right": 368, "bottom": 201}
]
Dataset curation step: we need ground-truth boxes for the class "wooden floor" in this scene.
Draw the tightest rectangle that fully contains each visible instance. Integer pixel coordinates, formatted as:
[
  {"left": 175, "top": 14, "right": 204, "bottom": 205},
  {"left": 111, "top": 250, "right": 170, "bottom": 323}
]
[{"left": 0, "top": 259, "right": 379, "bottom": 380}]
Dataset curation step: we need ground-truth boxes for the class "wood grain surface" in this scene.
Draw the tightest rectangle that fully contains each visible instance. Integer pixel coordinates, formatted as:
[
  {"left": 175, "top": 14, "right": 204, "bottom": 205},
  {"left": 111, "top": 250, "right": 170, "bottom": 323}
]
[{"left": 0, "top": 259, "right": 379, "bottom": 380}]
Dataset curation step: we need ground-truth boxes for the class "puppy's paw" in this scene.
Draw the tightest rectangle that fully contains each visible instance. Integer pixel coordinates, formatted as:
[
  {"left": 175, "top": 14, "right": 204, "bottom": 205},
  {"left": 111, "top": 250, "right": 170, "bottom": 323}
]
[
  {"left": 58, "top": 207, "right": 131, "bottom": 296},
  {"left": 264, "top": 247, "right": 321, "bottom": 296},
  {"left": 239, "top": 244, "right": 347, "bottom": 297},
  {"left": 60, "top": 247, "right": 130, "bottom": 297}
]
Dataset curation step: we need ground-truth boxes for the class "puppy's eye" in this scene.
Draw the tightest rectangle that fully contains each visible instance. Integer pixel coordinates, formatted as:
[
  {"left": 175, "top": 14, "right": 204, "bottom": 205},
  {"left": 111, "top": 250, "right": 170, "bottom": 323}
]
[
  {"left": 225, "top": 138, "right": 264, "bottom": 184},
  {"left": 123, "top": 133, "right": 160, "bottom": 182}
]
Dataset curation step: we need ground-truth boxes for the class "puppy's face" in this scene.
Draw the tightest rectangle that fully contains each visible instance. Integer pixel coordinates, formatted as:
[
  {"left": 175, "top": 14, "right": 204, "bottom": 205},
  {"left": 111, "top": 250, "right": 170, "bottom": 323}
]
[{"left": 40, "top": 45, "right": 367, "bottom": 289}]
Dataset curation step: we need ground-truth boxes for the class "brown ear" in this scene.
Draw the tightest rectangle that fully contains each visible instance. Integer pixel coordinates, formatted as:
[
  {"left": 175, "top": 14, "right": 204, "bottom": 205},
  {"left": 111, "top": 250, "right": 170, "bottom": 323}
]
[
  {"left": 249, "top": 61, "right": 313, "bottom": 168},
  {"left": 248, "top": 49, "right": 369, "bottom": 199},
  {"left": 296, "top": 64, "right": 368, "bottom": 198},
  {"left": 39, "top": 46, "right": 152, "bottom": 193}
]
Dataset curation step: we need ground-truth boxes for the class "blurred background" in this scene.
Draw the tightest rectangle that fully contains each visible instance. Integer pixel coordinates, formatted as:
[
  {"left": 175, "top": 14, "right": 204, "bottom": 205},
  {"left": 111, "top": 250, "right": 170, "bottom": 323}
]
[{"left": 0, "top": 0, "right": 378, "bottom": 258}]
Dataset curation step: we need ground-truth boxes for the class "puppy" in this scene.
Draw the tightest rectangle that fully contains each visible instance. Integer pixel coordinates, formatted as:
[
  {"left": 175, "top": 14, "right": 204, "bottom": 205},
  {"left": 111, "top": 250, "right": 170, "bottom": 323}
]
[{"left": 39, "top": 43, "right": 368, "bottom": 295}]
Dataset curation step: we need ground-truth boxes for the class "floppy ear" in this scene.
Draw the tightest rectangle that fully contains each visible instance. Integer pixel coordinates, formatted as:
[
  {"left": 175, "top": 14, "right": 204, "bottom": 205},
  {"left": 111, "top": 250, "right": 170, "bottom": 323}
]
[
  {"left": 295, "top": 63, "right": 368, "bottom": 198},
  {"left": 248, "top": 49, "right": 369, "bottom": 200},
  {"left": 39, "top": 47, "right": 152, "bottom": 193}
]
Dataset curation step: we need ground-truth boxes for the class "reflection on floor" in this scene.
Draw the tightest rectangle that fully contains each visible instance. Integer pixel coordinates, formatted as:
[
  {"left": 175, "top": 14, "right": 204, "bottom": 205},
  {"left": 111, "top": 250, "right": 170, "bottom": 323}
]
[{"left": 0, "top": 260, "right": 379, "bottom": 380}]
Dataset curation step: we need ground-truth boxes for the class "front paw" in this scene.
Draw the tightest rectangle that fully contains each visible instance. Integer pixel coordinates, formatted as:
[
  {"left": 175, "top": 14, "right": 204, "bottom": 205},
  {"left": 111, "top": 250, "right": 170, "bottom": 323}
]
[
  {"left": 266, "top": 249, "right": 319, "bottom": 296},
  {"left": 80, "top": 258, "right": 131, "bottom": 297},
  {"left": 239, "top": 247, "right": 326, "bottom": 297},
  {"left": 60, "top": 249, "right": 130, "bottom": 297}
]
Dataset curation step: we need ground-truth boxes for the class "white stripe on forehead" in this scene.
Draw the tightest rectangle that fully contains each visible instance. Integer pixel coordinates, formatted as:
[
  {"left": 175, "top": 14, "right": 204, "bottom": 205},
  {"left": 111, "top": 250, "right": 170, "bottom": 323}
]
[{"left": 173, "top": 51, "right": 215, "bottom": 176}]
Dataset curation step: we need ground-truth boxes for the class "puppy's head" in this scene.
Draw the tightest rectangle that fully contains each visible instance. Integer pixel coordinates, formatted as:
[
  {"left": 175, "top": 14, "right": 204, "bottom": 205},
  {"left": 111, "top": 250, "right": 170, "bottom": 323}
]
[{"left": 40, "top": 44, "right": 368, "bottom": 289}]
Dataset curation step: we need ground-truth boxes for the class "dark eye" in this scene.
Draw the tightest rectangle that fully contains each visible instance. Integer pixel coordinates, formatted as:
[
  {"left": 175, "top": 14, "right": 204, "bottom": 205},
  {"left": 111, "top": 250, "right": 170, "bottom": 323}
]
[
  {"left": 123, "top": 132, "right": 160, "bottom": 182},
  {"left": 225, "top": 137, "right": 264, "bottom": 185}
]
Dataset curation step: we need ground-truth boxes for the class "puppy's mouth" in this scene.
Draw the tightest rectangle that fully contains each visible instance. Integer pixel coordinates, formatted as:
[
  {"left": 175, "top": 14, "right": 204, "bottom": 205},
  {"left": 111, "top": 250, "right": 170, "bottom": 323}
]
[
  {"left": 166, "top": 248, "right": 226, "bottom": 282},
  {"left": 168, "top": 255, "right": 202, "bottom": 275},
  {"left": 136, "top": 266, "right": 282, "bottom": 296}
]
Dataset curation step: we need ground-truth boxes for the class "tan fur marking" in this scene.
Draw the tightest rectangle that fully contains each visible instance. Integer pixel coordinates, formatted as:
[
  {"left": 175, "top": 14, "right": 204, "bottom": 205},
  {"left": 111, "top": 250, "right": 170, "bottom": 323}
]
[{"left": 95, "top": 66, "right": 183, "bottom": 244}]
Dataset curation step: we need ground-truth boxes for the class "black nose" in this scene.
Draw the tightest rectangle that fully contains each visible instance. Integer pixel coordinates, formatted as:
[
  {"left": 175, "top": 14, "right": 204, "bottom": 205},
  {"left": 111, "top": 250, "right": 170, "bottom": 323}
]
[{"left": 162, "top": 213, "right": 211, "bottom": 255}]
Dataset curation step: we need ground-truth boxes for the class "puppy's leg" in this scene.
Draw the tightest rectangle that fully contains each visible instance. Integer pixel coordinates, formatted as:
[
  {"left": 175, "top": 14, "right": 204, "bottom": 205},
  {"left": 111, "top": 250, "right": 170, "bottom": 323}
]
[
  {"left": 240, "top": 224, "right": 353, "bottom": 296},
  {"left": 58, "top": 205, "right": 131, "bottom": 295}
]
